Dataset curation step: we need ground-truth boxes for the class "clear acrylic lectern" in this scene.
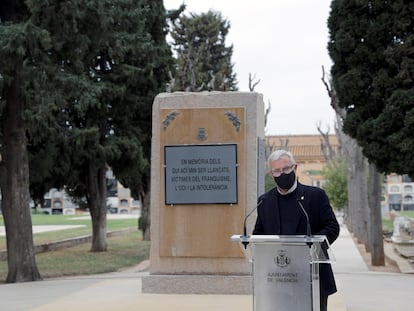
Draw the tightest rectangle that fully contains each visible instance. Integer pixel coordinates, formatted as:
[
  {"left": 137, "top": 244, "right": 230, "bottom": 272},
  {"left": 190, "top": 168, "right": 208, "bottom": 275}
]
[{"left": 231, "top": 235, "right": 335, "bottom": 311}]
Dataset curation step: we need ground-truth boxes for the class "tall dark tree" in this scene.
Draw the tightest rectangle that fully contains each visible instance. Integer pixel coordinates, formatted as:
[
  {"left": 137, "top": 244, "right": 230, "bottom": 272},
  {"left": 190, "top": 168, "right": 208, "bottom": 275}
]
[
  {"left": 24, "top": 0, "right": 148, "bottom": 252},
  {"left": 0, "top": 0, "right": 173, "bottom": 283},
  {"left": 169, "top": 10, "right": 238, "bottom": 91},
  {"left": 114, "top": 0, "right": 175, "bottom": 241},
  {"left": 328, "top": 0, "right": 414, "bottom": 178},
  {"left": 322, "top": 65, "right": 385, "bottom": 264},
  {"left": 30, "top": 0, "right": 173, "bottom": 247},
  {"left": 0, "top": 0, "right": 43, "bottom": 283}
]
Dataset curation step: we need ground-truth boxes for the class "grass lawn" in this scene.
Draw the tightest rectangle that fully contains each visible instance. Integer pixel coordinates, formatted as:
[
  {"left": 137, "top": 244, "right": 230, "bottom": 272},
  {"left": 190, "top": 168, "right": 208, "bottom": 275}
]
[
  {"left": 400, "top": 211, "right": 414, "bottom": 218},
  {"left": 0, "top": 214, "right": 150, "bottom": 283},
  {"left": 0, "top": 213, "right": 139, "bottom": 249}
]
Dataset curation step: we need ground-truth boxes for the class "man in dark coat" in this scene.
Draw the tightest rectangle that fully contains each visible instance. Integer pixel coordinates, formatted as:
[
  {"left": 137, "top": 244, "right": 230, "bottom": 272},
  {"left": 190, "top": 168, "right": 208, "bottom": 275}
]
[{"left": 253, "top": 149, "right": 340, "bottom": 311}]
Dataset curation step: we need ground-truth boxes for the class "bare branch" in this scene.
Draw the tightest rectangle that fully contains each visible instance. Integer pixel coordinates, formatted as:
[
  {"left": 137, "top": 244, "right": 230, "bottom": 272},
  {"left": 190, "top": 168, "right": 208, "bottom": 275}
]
[
  {"left": 196, "top": 82, "right": 205, "bottom": 92},
  {"left": 264, "top": 100, "right": 271, "bottom": 129},
  {"left": 248, "top": 73, "right": 261, "bottom": 91},
  {"left": 317, "top": 123, "right": 336, "bottom": 163},
  {"left": 321, "top": 65, "right": 346, "bottom": 119},
  {"left": 207, "top": 70, "right": 215, "bottom": 91},
  {"left": 321, "top": 65, "right": 348, "bottom": 158},
  {"left": 279, "top": 137, "right": 289, "bottom": 149},
  {"left": 166, "top": 71, "right": 175, "bottom": 92},
  {"left": 321, "top": 66, "right": 333, "bottom": 98}
]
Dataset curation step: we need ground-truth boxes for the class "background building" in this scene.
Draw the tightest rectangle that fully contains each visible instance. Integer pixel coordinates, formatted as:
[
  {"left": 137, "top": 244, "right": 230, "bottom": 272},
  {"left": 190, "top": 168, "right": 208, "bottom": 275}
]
[
  {"left": 386, "top": 174, "right": 414, "bottom": 211},
  {"left": 37, "top": 169, "right": 141, "bottom": 215}
]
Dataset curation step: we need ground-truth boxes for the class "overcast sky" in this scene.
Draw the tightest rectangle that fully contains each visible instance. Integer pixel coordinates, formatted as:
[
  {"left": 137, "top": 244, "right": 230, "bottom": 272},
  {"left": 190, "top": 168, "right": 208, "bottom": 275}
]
[{"left": 163, "top": 0, "right": 335, "bottom": 135}]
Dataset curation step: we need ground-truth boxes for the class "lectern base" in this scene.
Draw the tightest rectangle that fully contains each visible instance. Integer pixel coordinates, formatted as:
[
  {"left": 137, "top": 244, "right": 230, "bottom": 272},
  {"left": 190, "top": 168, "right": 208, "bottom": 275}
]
[{"left": 142, "top": 274, "right": 251, "bottom": 294}]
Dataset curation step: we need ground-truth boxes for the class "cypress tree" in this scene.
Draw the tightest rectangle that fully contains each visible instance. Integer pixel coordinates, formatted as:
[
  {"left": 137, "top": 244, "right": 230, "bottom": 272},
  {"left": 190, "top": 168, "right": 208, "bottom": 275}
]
[
  {"left": 170, "top": 10, "right": 238, "bottom": 91},
  {"left": 0, "top": 0, "right": 43, "bottom": 282},
  {"left": 0, "top": 0, "right": 174, "bottom": 283},
  {"left": 328, "top": 0, "right": 414, "bottom": 177}
]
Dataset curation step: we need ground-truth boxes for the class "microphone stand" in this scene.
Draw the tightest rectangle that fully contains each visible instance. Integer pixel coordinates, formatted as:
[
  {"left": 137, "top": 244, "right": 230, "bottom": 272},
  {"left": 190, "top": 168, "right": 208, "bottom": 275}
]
[
  {"left": 297, "top": 196, "right": 313, "bottom": 247},
  {"left": 241, "top": 200, "right": 263, "bottom": 249}
]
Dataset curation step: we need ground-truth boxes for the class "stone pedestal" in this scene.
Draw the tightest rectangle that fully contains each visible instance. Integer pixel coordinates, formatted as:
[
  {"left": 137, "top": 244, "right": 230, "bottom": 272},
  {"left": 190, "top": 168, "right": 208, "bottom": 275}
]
[{"left": 142, "top": 92, "right": 264, "bottom": 294}]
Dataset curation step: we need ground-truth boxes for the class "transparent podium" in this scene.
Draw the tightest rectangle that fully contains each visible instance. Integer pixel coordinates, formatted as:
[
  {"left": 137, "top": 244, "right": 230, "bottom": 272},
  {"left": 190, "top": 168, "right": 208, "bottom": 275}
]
[{"left": 231, "top": 235, "right": 335, "bottom": 311}]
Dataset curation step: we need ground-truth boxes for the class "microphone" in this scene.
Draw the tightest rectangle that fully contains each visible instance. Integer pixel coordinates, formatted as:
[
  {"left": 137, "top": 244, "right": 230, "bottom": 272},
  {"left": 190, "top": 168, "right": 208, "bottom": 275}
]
[
  {"left": 242, "top": 200, "right": 263, "bottom": 249},
  {"left": 297, "top": 196, "right": 312, "bottom": 239}
]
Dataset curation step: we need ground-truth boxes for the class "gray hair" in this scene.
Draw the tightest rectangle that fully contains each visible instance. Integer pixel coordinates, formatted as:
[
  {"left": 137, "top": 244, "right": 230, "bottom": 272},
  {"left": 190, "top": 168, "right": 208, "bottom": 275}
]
[{"left": 268, "top": 149, "right": 296, "bottom": 167}]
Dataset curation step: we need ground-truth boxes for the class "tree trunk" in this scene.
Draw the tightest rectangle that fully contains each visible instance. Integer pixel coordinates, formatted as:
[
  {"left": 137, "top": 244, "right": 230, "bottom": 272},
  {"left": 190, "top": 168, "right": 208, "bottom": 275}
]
[
  {"left": 322, "top": 69, "right": 377, "bottom": 255},
  {"left": 88, "top": 163, "right": 108, "bottom": 252},
  {"left": 355, "top": 147, "right": 369, "bottom": 248},
  {"left": 0, "top": 67, "right": 41, "bottom": 283},
  {"left": 368, "top": 162, "right": 385, "bottom": 266},
  {"left": 140, "top": 180, "right": 151, "bottom": 241},
  {"left": 342, "top": 136, "right": 357, "bottom": 230},
  {"left": 342, "top": 133, "right": 369, "bottom": 246}
]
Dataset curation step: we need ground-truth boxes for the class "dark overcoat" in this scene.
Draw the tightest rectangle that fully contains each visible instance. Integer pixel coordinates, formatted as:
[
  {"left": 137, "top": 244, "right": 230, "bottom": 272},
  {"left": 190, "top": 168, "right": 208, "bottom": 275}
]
[{"left": 253, "top": 182, "right": 340, "bottom": 296}]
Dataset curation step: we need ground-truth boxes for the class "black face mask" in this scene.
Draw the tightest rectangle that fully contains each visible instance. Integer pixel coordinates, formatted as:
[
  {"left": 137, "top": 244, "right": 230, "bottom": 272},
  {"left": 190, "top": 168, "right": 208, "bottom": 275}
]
[{"left": 274, "top": 171, "right": 296, "bottom": 190}]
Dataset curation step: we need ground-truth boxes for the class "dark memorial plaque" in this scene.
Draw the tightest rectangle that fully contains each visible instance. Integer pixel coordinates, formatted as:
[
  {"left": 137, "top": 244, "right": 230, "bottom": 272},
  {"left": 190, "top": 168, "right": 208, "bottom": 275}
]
[{"left": 164, "top": 144, "right": 238, "bottom": 204}]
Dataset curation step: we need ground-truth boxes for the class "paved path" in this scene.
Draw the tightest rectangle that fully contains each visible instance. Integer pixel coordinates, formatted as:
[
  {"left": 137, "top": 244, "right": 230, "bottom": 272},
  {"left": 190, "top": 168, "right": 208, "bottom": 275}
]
[
  {"left": 0, "top": 214, "right": 138, "bottom": 237},
  {"left": 330, "top": 227, "right": 414, "bottom": 311},
  {"left": 0, "top": 225, "right": 85, "bottom": 237},
  {"left": 0, "top": 225, "right": 413, "bottom": 311}
]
